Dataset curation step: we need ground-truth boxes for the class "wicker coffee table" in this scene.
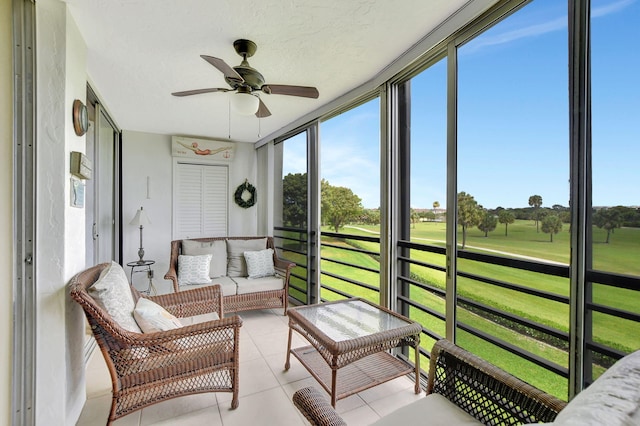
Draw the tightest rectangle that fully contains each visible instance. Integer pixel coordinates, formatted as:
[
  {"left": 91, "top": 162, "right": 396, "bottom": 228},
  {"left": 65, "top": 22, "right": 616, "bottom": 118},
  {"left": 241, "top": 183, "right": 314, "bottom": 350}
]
[{"left": 285, "top": 298, "right": 422, "bottom": 407}]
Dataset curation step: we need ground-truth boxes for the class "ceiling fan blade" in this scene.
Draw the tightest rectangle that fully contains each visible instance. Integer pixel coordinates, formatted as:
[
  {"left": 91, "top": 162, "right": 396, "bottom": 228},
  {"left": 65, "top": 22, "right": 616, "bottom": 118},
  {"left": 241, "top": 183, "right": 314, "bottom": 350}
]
[
  {"left": 200, "top": 55, "right": 243, "bottom": 82},
  {"left": 261, "top": 84, "right": 319, "bottom": 99},
  {"left": 171, "top": 88, "right": 230, "bottom": 97},
  {"left": 256, "top": 98, "right": 272, "bottom": 118}
]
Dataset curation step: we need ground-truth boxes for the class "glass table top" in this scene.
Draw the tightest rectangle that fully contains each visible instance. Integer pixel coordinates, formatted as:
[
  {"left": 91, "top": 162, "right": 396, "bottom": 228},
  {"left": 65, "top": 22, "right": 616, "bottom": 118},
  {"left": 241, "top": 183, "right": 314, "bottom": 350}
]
[{"left": 293, "top": 299, "right": 413, "bottom": 342}]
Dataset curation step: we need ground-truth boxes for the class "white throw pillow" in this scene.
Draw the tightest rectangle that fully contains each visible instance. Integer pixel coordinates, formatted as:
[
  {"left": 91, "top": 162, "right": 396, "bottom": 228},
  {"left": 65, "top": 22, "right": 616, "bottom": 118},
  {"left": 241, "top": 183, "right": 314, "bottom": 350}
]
[
  {"left": 133, "top": 297, "right": 183, "bottom": 333},
  {"left": 226, "top": 238, "right": 267, "bottom": 277},
  {"left": 181, "top": 239, "right": 227, "bottom": 278},
  {"left": 88, "top": 261, "right": 142, "bottom": 333},
  {"left": 178, "top": 254, "right": 213, "bottom": 285},
  {"left": 244, "top": 248, "right": 276, "bottom": 279}
]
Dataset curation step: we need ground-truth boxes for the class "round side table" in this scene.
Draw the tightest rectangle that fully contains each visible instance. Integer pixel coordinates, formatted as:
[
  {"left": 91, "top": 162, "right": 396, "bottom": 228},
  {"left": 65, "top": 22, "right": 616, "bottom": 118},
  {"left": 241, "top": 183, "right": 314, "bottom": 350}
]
[{"left": 127, "top": 260, "right": 157, "bottom": 295}]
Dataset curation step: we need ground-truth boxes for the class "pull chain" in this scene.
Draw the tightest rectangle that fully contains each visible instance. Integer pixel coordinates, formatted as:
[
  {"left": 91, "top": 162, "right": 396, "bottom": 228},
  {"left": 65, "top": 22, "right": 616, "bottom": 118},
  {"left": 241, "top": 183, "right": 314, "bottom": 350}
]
[{"left": 228, "top": 98, "right": 231, "bottom": 139}]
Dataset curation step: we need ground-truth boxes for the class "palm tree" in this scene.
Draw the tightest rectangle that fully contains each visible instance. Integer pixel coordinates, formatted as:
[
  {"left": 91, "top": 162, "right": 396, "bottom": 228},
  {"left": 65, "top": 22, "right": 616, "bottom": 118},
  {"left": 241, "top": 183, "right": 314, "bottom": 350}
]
[
  {"left": 528, "top": 194, "right": 543, "bottom": 232},
  {"left": 457, "top": 192, "right": 482, "bottom": 249},
  {"left": 498, "top": 210, "right": 515, "bottom": 236}
]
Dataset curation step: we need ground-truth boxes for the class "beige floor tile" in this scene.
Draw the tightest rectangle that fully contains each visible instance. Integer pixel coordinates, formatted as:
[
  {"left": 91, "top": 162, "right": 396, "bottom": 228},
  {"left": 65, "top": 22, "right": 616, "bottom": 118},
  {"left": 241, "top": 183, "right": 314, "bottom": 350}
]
[
  {"left": 334, "top": 394, "right": 367, "bottom": 414},
  {"left": 367, "top": 386, "right": 425, "bottom": 418},
  {"left": 340, "top": 404, "right": 382, "bottom": 426},
  {"left": 76, "top": 393, "right": 141, "bottom": 426},
  {"left": 219, "top": 387, "right": 306, "bottom": 426},
  {"left": 357, "top": 375, "right": 417, "bottom": 404},
  {"left": 76, "top": 394, "right": 111, "bottom": 426},
  {"left": 280, "top": 377, "right": 322, "bottom": 400},
  {"left": 250, "top": 327, "right": 298, "bottom": 357},
  {"left": 239, "top": 311, "right": 289, "bottom": 339},
  {"left": 263, "top": 352, "right": 312, "bottom": 386},
  {"left": 238, "top": 333, "right": 263, "bottom": 362},
  {"left": 146, "top": 405, "right": 222, "bottom": 426},
  {"left": 139, "top": 393, "right": 219, "bottom": 426},
  {"left": 218, "top": 357, "right": 280, "bottom": 404}
]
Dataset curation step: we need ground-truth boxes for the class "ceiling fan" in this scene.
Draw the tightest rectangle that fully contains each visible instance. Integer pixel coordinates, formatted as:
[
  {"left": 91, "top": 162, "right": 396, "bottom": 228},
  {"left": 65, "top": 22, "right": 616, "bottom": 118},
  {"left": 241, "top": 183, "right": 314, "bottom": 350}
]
[{"left": 171, "top": 39, "right": 319, "bottom": 118}]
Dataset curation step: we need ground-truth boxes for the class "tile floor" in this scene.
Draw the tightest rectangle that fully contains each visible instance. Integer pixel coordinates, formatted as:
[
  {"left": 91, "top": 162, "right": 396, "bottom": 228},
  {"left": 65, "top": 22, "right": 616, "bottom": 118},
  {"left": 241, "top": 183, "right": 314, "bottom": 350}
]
[{"left": 76, "top": 308, "right": 425, "bottom": 425}]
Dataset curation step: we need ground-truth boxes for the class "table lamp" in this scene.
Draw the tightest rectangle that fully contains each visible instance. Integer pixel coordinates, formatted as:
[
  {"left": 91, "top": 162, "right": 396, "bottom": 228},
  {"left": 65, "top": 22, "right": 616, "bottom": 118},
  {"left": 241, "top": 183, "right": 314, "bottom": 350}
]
[{"left": 130, "top": 206, "right": 151, "bottom": 263}]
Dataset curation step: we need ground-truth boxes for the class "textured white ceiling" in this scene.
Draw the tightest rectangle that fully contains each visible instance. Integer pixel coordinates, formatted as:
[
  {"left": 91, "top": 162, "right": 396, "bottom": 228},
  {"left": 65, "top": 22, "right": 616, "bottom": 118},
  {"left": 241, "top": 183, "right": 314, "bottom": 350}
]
[{"left": 66, "top": 0, "right": 472, "bottom": 143}]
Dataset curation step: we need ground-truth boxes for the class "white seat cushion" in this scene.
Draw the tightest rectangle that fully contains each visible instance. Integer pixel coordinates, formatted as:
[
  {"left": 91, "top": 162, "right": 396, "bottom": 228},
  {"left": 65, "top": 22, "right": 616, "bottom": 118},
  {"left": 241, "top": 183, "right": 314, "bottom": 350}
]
[
  {"left": 214, "top": 276, "right": 239, "bottom": 296},
  {"left": 179, "top": 276, "right": 237, "bottom": 296},
  {"left": 179, "top": 311, "right": 220, "bottom": 326},
  {"left": 234, "top": 275, "right": 284, "bottom": 295},
  {"left": 373, "top": 393, "right": 482, "bottom": 426}
]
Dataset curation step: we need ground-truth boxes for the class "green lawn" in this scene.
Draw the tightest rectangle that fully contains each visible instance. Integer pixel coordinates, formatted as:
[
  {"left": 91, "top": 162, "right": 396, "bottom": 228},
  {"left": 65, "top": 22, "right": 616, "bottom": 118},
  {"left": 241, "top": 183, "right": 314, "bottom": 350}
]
[
  {"left": 280, "top": 222, "right": 639, "bottom": 399},
  {"left": 282, "top": 221, "right": 640, "bottom": 398}
]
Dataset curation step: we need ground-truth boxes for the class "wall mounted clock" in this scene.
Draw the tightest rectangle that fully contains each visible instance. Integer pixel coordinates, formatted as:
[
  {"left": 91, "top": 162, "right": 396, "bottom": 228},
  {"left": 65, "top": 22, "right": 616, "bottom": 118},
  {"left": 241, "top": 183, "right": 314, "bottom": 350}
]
[{"left": 72, "top": 99, "right": 89, "bottom": 136}]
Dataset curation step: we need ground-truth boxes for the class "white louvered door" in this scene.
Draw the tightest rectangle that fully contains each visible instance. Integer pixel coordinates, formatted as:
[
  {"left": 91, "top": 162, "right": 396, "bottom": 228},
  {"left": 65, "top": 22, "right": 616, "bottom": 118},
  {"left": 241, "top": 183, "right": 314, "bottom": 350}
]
[{"left": 174, "top": 163, "right": 228, "bottom": 239}]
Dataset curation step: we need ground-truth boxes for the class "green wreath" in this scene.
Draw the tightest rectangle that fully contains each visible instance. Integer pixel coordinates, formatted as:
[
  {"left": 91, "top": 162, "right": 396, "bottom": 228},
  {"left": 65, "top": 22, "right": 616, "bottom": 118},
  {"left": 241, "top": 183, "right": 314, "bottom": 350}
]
[{"left": 234, "top": 180, "right": 257, "bottom": 208}]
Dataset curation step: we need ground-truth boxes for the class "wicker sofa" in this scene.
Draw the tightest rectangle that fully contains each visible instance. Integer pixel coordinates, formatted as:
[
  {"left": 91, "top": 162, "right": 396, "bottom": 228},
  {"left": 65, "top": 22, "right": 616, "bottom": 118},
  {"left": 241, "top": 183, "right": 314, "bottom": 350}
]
[
  {"left": 294, "top": 338, "right": 568, "bottom": 425},
  {"left": 165, "top": 236, "right": 295, "bottom": 315}
]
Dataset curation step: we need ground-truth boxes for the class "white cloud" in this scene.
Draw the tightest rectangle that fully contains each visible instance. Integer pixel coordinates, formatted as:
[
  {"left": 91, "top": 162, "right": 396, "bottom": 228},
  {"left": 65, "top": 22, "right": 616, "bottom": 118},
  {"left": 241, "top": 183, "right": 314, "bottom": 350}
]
[
  {"left": 592, "top": 0, "right": 635, "bottom": 18},
  {"left": 465, "top": 0, "right": 634, "bottom": 53},
  {"left": 468, "top": 16, "right": 566, "bottom": 52}
]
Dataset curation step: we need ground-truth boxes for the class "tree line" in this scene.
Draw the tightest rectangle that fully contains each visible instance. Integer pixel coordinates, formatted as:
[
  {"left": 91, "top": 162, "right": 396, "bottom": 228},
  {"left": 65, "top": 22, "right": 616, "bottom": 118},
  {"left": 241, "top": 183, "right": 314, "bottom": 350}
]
[{"left": 282, "top": 173, "right": 640, "bottom": 244}]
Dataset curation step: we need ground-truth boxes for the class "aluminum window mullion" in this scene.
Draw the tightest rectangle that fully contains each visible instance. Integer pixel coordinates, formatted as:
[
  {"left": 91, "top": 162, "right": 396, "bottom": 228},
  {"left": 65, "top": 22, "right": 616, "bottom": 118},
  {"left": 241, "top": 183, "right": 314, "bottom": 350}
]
[
  {"left": 307, "top": 123, "right": 321, "bottom": 305},
  {"left": 379, "top": 84, "right": 394, "bottom": 310},
  {"left": 445, "top": 41, "right": 458, "bottom": 343},
  {"left": 568, "top": 0, "right": 591, "bottom": 399}
]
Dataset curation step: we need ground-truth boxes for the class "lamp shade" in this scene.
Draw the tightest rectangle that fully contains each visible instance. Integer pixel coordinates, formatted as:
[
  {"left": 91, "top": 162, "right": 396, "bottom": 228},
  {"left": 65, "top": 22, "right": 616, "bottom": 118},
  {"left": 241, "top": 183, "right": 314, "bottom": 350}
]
[
  {"left": 129, "top": 207, "right": 151, "bottom": 226},
  {"left": 231, "top": 92, "right": 260, "bottom": 115}
]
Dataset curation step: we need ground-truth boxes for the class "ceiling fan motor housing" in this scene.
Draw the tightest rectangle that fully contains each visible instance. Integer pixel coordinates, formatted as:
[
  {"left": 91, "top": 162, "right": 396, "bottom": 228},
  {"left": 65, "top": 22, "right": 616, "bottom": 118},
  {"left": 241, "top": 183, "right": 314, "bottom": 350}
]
[
  {"left": 226, "top": 64, "right": 265, "bottom": 90},
  {"left": 226, "top": 39, "right": 265, "bottom": 90}
]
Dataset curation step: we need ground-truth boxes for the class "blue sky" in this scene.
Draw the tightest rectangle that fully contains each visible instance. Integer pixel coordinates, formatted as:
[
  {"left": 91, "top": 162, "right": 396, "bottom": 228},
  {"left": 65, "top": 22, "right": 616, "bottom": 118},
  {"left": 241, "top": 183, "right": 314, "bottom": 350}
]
[{"left": 285, "top": 0, "right": 639, "bottom": 210}]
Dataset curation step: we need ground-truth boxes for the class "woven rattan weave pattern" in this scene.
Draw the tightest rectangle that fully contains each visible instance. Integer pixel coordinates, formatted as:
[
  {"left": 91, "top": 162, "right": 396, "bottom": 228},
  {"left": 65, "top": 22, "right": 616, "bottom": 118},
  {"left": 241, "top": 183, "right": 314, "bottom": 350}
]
[
  {"left": 293, "top": 386, "right": 347, "bottom": 426},
  {"left": 292, "top": 338, "right": 567, "bottom": 425},
  {"left": 165, "top": 236, "right": 295, "bottom": 315},
  {"left": 70, "top": 263, "right": 242, "bottom": 425},
  {"left": 428, "top": 339, "right": 567, "bottom": 424},
  {"left": 286, "top": 298, "right": 422, "bottom": 407}
]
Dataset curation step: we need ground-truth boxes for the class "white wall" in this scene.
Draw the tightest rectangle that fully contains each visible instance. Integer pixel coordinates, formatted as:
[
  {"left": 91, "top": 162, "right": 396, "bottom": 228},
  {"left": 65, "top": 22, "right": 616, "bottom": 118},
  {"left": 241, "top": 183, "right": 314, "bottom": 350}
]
[
  {"left": 64, "top": 8, "right": 89, "bottom": 421},
  {"left": 35, "top": 0, "right": 88, "bottom": 423},
  {"left": 1, "top": 0, "right": 13, "bottom": 423},
  {"left": 122, "top": 131, "right": 258, "bottom": 294}
]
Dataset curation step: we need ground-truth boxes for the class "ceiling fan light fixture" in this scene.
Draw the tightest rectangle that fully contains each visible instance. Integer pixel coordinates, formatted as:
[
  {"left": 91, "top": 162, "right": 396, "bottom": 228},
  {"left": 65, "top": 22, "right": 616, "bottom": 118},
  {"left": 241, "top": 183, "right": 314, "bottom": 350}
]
[{"left": 231, "top": 92, "right": 259, "bottom": 115}]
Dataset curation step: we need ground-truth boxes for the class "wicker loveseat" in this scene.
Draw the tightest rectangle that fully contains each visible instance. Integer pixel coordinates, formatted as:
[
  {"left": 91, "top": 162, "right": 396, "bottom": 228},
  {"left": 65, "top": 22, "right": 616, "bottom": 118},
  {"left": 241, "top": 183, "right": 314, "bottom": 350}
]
[
  {"left": 70, "top": 262, "right": 242, "bottom": 425},
  {"left": 165, "top": 236, "right": 295, "bottom": 315},
  {"left": 294, "top": 338, "right": 568, "bottom": 425}
]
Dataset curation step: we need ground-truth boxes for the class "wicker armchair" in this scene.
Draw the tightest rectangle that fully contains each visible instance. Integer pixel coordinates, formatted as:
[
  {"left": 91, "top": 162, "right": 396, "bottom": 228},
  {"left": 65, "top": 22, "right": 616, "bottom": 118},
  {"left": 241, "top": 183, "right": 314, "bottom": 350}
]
[
  {"left": 70, "top": 263, "right": 242, "bottom": 425},
  {"left": 293, "top": 339, "right": 567, "bottom": 425}
]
